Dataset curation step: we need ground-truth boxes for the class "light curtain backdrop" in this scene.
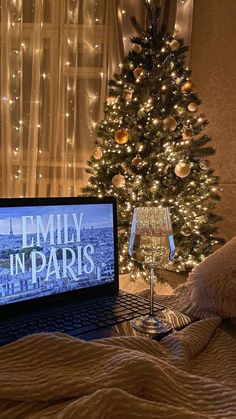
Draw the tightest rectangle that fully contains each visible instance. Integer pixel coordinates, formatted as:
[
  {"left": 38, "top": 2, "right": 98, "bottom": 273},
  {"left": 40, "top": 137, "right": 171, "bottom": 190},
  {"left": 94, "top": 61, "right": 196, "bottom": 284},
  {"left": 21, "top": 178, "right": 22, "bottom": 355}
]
[{"left": 0, "top": 0, "right": 190, "bottom": 198}]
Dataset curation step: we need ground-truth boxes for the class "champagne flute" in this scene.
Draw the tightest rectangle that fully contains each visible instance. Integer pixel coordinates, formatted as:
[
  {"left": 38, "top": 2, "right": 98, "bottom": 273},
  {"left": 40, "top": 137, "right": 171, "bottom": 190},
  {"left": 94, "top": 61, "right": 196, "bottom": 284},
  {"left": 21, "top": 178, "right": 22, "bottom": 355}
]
[{"left": 129, "top": 207, "right": 175, "bottom": 336}]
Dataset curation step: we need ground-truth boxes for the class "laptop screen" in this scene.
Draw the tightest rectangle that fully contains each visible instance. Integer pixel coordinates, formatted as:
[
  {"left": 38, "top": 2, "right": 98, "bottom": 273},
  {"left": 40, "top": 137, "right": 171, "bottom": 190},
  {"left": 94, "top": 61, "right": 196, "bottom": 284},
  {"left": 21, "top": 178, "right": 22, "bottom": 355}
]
[{"left": 0, "top": 198, "right": 116, "bottom": 306}]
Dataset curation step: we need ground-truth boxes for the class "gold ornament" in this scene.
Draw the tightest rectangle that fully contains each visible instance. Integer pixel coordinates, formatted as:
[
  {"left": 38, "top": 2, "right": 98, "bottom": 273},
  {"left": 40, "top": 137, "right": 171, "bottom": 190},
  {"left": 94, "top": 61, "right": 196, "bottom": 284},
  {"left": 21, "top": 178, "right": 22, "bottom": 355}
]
[
  {"left": 132, "top": 43, "right": 142, "bottom": 53},
  {"left": 199, "top": 159, "right": 211, "bottom": 170},
  {"left": 132, "top": 179, "right": 141, "bottom": 189},
  {"left": 181, "top": 224, "right": 192, "bottom": 236},
  {"left": 133, "top": 67, "right": 144, "bottom": 79},
  {"left": 181, "top": 80, "right": 196, "bottom": 92},
  {"left": 93, "top": 147, "right": 103, "bottom": 160},
  {"left": 137, "top": 109, "right": 146, "bottom": 118},
  {"left": 123, "top": 90, "right": 133, "bottom": 101},
  {"left": 188, "top": 102, "right": 198, "bottom": 112},
  {"left": 149, "top": 184, "right": 159, "bottom": 193},
  {"left": 175, "top": 162, "right": 191, "bottom": 178},
  {"left": 163, "top": 116, "right": 177, "bottom": 132},
  {"left": 183, "top": 127, "right": 194, "bottom": 140},
  {"left": 132, "top": 155, "right": 142, "bottom": 166},
  {"left": 107, "top": 96, "right": 118, "bottom": 105},
  {"left": 115, "top": 128, "right": 129, "bottom": 144},
  {"left": 169, "top": 39, "right": 180, "bottom": 51},
  {"left": 112, "top": 174, "right": 125, "bottom": 188}
]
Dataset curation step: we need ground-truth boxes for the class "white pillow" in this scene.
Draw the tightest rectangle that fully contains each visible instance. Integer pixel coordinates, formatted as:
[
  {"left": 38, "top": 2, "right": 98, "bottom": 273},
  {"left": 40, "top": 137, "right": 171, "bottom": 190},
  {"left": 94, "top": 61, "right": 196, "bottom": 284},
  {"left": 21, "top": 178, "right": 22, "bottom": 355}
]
[{"left": 188, "top": 237, "right": 236, "bottom": 318}]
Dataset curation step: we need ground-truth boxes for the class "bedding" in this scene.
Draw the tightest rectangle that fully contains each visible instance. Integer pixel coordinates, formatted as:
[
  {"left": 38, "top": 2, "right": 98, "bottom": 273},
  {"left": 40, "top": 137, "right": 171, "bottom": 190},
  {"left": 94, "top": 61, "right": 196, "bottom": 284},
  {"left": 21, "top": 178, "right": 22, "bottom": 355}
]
[
  {"left": 1, "top": 238, "right": 236, "bottom": 418},
  {"left": 0, "top": 290, "right": 235, "bottom": 418}
]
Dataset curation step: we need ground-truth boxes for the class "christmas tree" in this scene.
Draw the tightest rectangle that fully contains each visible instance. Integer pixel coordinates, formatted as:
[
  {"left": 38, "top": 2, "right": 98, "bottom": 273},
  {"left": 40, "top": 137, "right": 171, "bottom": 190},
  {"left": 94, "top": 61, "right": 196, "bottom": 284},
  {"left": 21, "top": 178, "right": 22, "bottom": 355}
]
[{"left": 83, "top": 2, "right": 223, "bottom": 275}]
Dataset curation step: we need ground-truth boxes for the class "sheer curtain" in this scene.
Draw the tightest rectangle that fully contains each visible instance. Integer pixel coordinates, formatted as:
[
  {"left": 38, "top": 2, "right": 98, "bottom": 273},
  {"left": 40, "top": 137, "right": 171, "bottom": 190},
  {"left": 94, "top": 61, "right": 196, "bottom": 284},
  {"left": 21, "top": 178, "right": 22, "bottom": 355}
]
[{"left": 0, "top": 0, "right": 178, "bottom": 198}]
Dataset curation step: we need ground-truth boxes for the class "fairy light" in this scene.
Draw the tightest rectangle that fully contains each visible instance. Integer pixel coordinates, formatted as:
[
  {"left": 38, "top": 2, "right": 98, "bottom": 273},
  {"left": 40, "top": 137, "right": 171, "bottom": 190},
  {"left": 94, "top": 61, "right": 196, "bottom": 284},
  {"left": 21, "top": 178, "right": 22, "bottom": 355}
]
[{"left": 5, "top": 0, "right": 220, "bottom": 259}]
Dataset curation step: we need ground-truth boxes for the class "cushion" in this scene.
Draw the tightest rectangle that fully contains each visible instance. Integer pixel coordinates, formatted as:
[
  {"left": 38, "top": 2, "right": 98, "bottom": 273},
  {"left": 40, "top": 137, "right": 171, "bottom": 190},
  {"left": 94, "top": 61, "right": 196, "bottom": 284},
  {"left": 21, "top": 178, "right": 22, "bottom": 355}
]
[{"left": 187, "top": 236, "right": 236, "bottom": 319}]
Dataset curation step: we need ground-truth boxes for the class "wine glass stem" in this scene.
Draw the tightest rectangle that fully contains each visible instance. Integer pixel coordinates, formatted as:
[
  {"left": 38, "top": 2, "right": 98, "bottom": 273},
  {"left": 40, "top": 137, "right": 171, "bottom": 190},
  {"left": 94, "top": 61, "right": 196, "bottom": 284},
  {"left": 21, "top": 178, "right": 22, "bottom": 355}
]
[{"left": 149, "top": 267, "right": 155, "bottom": 316}]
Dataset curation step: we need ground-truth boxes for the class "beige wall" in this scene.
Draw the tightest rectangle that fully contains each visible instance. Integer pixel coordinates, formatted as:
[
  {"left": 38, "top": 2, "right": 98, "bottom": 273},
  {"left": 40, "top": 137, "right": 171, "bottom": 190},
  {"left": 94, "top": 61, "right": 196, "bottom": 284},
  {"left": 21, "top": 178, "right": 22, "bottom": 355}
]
[{"left": 190, "top": 0, "right": 236, "bottom": 241}]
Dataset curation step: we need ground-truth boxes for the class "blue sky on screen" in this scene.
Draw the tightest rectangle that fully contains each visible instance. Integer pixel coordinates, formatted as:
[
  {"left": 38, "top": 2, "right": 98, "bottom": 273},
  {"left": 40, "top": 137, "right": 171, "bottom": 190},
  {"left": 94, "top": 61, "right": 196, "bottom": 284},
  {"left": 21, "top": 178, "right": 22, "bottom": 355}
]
[{"left": 0, "top": 203, "right": 113, "bottom": 235}]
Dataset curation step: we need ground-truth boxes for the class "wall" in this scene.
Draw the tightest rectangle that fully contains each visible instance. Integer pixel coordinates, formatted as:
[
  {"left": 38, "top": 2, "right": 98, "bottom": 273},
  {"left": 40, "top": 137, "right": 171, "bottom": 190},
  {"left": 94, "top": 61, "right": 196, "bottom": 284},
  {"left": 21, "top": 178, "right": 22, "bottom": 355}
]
[{"left": 190, "top": 0, "right": 236, "bottom": 241}]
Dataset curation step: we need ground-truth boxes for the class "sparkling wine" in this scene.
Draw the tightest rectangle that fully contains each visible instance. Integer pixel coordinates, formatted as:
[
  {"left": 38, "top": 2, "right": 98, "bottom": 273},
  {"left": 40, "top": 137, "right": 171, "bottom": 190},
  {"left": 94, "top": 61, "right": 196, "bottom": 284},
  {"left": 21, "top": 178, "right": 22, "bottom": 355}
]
[{"left": 129, "top": 233, "right": 170, "bottom": 267}]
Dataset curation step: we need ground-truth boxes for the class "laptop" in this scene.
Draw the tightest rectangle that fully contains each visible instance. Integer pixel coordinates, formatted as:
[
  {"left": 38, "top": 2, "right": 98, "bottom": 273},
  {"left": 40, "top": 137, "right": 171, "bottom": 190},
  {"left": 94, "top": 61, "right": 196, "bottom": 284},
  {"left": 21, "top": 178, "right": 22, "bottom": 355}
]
[{"left": 0, "top": 196, "right": 192, "bottom": 346}]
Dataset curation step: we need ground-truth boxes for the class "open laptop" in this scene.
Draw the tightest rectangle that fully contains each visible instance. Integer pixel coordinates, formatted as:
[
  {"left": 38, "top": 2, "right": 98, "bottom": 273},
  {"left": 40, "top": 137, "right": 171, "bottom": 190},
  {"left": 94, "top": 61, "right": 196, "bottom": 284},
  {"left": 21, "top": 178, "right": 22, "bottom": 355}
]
[{"left": 0, "top": 196, "right": 192, "bottom": 346}]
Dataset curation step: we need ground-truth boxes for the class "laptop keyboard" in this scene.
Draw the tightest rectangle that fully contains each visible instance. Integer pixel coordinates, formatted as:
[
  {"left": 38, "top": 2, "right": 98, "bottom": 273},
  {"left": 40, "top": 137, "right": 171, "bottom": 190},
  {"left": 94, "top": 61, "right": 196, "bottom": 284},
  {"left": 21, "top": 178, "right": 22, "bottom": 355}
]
[{"left": 0, "top": 292, "right": 164, "bottom": 345}]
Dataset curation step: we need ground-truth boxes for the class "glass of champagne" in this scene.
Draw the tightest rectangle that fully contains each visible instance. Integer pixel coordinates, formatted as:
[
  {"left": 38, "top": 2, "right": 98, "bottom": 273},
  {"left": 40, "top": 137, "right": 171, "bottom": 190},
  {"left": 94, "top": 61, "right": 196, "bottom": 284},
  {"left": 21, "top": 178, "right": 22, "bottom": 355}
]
[{"left": 129, "top": 207, "right": 175, "bottom": 337}]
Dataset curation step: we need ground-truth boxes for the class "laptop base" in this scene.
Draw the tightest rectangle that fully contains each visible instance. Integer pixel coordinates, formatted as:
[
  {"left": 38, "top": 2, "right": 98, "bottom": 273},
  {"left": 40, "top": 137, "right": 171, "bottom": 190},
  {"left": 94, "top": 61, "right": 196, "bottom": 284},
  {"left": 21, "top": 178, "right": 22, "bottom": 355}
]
[{"left": 0, "top": 291, "right": 193, "bottom": 346}]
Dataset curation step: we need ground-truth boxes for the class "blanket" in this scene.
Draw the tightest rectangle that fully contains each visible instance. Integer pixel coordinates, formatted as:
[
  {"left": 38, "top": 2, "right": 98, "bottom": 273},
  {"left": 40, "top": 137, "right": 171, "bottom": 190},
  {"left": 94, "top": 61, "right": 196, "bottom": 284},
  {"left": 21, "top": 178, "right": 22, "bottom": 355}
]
[{"left": 0, "top": 287, "right": 236, "bottom": 419}]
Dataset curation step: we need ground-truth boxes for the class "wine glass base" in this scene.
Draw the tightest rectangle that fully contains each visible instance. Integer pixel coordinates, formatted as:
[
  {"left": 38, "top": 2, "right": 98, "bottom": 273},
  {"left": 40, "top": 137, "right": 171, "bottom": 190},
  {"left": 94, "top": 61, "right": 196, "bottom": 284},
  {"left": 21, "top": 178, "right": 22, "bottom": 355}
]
[{"left": 131, "top": 314, "right": 172, "bottom": 337}]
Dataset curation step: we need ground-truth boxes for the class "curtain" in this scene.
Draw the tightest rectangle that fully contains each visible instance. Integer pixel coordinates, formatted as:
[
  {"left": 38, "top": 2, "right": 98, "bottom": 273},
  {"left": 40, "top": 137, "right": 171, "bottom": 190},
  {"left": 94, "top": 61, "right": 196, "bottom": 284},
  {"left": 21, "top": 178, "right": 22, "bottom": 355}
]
[
  {"left": 175, "top": 0, "right": 194, "bottom": 61},
  {"left": 0, "top": 0, "right": 178, "bottom": 198}
]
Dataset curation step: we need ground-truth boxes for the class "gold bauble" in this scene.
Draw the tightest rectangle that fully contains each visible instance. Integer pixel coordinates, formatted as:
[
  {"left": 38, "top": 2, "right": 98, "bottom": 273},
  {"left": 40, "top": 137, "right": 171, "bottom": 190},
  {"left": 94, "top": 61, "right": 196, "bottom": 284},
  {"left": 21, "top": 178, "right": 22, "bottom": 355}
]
[
  {"left": 137, "top": 109, "right": 146, "bottom": 118},
  {"left": 163, "top": 116, "right": 177, "bottom": 132},
  {"left": 123, "top": 90, "right": 133, "bottom": 101},
  {"left": 107, "top": 96, "right": 118, "bottom": 105},
  {"left": 132, "top": 155, "right": 142, "bottom": 166},
  {"left": 132, "top": 179, "right": 141, "bottom": 189},
  {"left": 182, "top": 127, "right": 194, "bottom": 140},
  {"left": 93, "top": 147, "right": 103, "bottom": 160},
  {"left": 149, "top": 184, "right": 158, "bottom": 193},
  {"left": 188, "top": 102, "right": 198, "bottom": 112},
  {"left": 112, "top": 174, "right": 125, "bottom": 188},
  {"left": 175, "top": 162, "right": 191, "bottom": 178},
  {"left": 181, "top": 80, "right": 196, "bottom": 92},
  {"left": 181, "top": 224, "right": 192, "bottom": 236},
  {"left": 115, "top": 128, "right": 129, "bottom": 144},
  {"left": 169, "top": 39, "right": 180, "bottom": 51},
  {"left": 133, "top": 67, "right": 144, "bottom": 79},
  {"left": 132, "top": 43, "right": 142, "bottom": 53}
]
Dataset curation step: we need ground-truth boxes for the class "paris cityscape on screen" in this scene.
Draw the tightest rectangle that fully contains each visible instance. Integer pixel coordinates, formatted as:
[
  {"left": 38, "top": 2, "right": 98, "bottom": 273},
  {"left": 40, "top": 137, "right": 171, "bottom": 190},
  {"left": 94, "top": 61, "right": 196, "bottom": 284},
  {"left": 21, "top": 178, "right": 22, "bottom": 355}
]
[{"left": 0, "top": 204, "right": 115, "bottom": 305}]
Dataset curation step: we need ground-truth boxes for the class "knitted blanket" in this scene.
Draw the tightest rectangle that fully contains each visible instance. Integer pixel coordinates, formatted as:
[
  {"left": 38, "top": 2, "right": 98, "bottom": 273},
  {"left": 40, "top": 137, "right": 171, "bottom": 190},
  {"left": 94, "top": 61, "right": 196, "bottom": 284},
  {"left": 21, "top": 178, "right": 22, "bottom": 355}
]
[{"left": 0, "top": 289, "right": 236, "bottom": 418}]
